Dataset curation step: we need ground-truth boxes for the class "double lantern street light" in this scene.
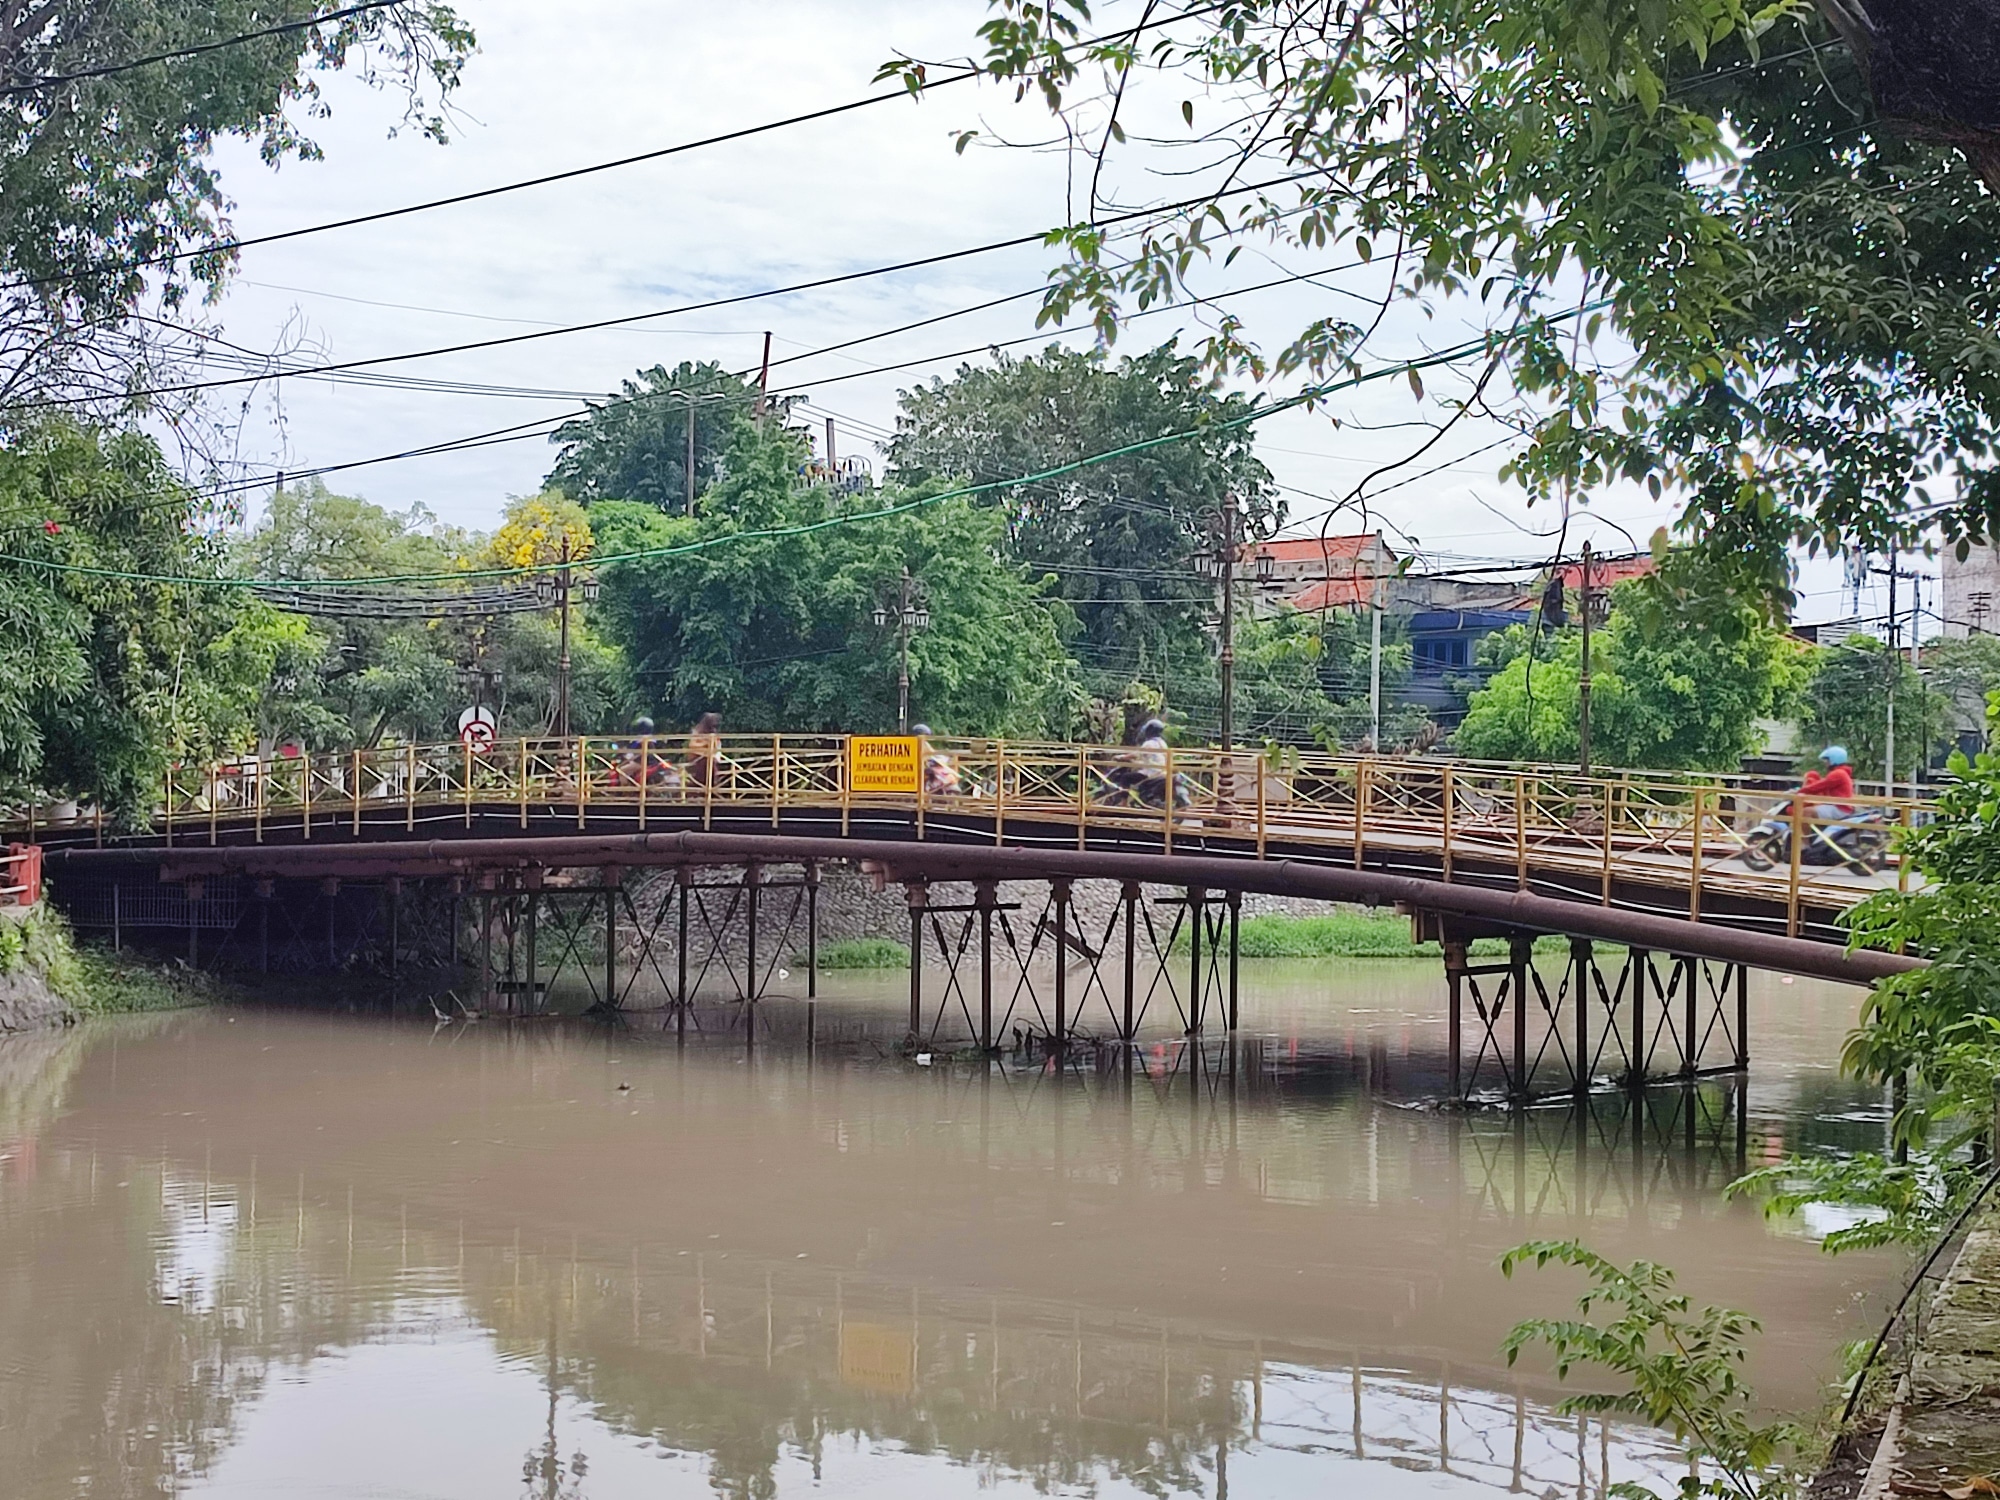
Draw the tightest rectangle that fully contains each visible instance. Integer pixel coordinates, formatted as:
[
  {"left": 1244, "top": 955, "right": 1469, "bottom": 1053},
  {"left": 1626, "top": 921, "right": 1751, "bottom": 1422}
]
[
  {"left": 1198, "top": 499, "right": 1268, "bottom": 752},
  {"left": 874, "top": 566, "right": 931, "bottom": 734},
  {"left": 536, "top": 535, "right": 600, "bottom": 740}
]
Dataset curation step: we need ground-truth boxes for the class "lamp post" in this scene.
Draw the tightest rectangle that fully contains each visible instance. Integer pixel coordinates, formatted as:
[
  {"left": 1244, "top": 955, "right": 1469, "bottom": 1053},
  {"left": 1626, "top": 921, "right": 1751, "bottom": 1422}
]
[
  {"left": 1577, "top": 542, "right": 1594, "bottom": 777},
  {"left": 535, "top": 535, "right": 599, "bottom": 738},
  {"left": 873, "top": 566, "right": 930, "bottom": 733},
  {"left": 1198, "top": 498, "right": 1254, "bottom": 750}
]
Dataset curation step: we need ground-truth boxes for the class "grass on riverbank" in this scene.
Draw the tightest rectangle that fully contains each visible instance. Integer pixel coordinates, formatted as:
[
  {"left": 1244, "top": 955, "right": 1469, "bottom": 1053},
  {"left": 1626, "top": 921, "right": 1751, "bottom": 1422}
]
[
  {"left": 1172, "top": 910, "right": 1573, "bottom": 959},
  {"left": 803, "top": 937, "right": 912, "bottom": 970},
  {"left": 4, "top": 904, "right": 227, "bottom": 1014},
  {"left": 801, "top": 914, "right": 1577, "bottom": 968},
  {"left": 69, "top": 945, "right": 235, "bottom": 1014}
]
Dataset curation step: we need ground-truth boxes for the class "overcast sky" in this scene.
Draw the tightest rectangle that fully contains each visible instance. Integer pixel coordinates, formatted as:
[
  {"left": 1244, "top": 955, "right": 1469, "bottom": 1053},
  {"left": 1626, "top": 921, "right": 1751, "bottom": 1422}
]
[{"left": 191, "top": 0, "right": 1914, "bottom": 626}]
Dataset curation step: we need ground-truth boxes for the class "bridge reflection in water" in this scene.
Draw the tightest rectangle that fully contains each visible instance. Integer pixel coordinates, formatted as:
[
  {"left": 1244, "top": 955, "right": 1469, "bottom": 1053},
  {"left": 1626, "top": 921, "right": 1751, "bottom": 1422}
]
[{"left": 0, "top": 1006, "right": 1890, "bottom": 1500}]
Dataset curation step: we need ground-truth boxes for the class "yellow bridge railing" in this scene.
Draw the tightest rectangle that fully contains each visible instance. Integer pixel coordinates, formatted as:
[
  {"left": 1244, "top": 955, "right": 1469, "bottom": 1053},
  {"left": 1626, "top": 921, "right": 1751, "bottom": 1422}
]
[{"left": 17, "top": 735, "right": 1932, "bottom": 939}]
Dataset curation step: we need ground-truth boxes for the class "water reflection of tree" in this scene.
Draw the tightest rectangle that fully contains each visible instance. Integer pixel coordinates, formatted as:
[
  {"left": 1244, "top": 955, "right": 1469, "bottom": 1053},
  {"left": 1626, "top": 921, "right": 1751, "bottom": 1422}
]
[
  {"left": 522, "top": 1311, "right": 590, "bottom": 1500},
  {"left": 465, "top": 1255, "right": 1234, "bottom": 1500}
]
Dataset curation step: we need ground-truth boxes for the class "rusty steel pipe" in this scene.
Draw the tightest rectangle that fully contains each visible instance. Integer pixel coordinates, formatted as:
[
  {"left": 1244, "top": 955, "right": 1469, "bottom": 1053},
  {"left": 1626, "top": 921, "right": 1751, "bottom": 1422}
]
[{"left": 46, "top": 830, "right": 1921, "bottom": 987}]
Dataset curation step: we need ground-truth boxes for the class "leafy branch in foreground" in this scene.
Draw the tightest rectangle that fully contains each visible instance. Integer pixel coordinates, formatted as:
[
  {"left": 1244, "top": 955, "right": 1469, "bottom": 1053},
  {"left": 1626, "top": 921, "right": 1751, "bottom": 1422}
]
[
  {"left": 1502, "top": 1240, "right": 1798, "bottom": 1499},
  {"left": 1728, "top": 1153, "right": 1973, "bottom": 1254}
]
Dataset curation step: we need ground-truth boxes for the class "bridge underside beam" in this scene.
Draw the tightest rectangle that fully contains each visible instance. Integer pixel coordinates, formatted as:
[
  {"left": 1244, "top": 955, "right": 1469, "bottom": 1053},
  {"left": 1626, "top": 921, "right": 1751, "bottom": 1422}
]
[{"left": 47, "top": 827, "right": 1916, "bottom": 988}]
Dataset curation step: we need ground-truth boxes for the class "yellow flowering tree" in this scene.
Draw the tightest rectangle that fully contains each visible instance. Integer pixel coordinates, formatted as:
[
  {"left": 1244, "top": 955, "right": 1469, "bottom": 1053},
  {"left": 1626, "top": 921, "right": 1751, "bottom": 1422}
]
[{"left": 485, "top": 491, "right": 593, "bottom": 573}]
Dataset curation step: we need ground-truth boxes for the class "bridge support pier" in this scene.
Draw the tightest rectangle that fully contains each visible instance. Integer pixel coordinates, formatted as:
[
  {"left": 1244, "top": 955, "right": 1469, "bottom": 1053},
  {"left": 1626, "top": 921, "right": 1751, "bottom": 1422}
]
[
  {"left": 897, "top": 878, "right": 1243, "bottom": 1056},
  {"left": 1428, "top": 916, "right": 1754, "bottom": 1105}
]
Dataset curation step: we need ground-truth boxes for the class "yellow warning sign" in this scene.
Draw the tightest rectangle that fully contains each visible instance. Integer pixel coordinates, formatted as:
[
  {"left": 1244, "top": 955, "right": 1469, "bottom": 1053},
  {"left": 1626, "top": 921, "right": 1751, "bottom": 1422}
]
[
  {"left": 847, "top": 736, "right": 921, "bottom": 794},
  {"left": 839, "top": 1321, "right": 914, "bottom": 1395}
]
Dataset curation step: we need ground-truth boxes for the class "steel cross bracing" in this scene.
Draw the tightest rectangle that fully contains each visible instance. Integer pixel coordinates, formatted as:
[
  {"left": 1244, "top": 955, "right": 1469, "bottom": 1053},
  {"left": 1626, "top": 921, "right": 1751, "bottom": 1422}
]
[
  {"left": 902, "top": 880, "right": 1242, "bottom": 1052},
  {"left": 1451, "top": 1084, "right": 1751, "bottom": 1225},
  {"left": 1446, "top": 938, "right": 1749, "bottom": 1102},
  {"left": 467, "top": 863, "right": 822, "bottom": 1020}
]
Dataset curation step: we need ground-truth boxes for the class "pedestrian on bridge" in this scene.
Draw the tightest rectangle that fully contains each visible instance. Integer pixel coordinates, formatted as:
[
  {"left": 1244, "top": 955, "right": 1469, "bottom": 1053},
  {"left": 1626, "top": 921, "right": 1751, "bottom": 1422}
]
[{"left": 686, "top": 712, "right": 723, "bottom": 788}]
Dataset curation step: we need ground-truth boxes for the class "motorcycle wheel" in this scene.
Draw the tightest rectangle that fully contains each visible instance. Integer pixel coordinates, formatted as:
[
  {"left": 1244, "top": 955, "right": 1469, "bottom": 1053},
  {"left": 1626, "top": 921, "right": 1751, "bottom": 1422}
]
[
  {"left": 1846, "top": 830, "right": 1887, "bottom": 875},
  {"left": 1740, "top": 834, "right": 1777, "bottom": 872}
]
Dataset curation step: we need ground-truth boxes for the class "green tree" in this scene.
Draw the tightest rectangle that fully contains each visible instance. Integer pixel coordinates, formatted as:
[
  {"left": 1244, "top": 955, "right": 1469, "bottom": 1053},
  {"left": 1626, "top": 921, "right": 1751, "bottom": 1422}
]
[
  {"left": 592, "top": 420, "right": 1080, "bottom": 735},
  {"left": 233, "top": 483, "right": 628, "bottom": 746},
  {"left": 887, "top": 343, "right": 1278, "bottom": 688},
  {"left": 0, "top": 418, "right": 271, "bottom": 815},
  {"left": 890, "top": 5, "right": 2000, "bottom": 606},
  {"left": 1795, "top": 638, "right": 1952, "bottom": 784},
  {"left": 1, "top": 1, "right": 473, "bottom": 409},
  {"left": 1915, "top": 635, "right": 2000, "bottom": 745},
  {"left": 1457, "top": 580, "right": 1806, "bottom": 768},
  {"left": 545, "top": 363, "right": 770, "bottom": 513}
]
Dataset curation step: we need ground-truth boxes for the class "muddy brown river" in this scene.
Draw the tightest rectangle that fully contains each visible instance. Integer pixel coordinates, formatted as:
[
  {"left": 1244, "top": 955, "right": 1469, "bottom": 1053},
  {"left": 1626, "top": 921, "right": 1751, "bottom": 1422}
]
[{"left": 0, "top": 962, "right": 1898, "bottom": 1498}]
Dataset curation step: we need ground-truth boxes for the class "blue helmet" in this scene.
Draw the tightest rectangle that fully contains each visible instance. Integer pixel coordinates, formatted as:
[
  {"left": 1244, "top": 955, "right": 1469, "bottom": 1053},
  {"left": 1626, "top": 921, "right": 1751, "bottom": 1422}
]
[{"left": 1820, "top": 745, "right": 1850, "bottom": 766}]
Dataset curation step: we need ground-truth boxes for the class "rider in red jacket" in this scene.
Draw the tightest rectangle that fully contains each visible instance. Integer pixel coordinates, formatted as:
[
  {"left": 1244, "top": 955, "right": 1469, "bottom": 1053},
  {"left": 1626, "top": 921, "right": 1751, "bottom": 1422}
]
[{"left": 1800, "top": 745, "right": 1855, "bottom": 815}]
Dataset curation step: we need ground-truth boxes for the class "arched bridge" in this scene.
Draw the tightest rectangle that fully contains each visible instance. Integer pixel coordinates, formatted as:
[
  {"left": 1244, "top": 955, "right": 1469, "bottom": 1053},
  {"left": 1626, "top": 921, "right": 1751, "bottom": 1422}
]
[{"left": 22, "top": 734, "right": 1926, "bottom": 1101}]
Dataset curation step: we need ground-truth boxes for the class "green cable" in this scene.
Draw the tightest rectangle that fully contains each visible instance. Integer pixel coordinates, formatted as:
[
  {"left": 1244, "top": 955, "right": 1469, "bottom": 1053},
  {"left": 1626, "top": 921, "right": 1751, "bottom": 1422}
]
[{"left": 0, "top": 303, "right": 1608, "bottom": 591}]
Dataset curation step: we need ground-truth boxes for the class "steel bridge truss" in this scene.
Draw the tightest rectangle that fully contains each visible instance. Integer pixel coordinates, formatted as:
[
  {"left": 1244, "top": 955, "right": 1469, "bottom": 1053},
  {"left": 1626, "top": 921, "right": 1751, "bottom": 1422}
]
[
  {"left": 1445, "top": 936, "right": 1749, "bottom": 1102},
  {"left": 471, "top": 863, "right": 821, "bottom": 1022},
  {"left": 902, "top": 879, "right": 1242, "bottom": 1052}
]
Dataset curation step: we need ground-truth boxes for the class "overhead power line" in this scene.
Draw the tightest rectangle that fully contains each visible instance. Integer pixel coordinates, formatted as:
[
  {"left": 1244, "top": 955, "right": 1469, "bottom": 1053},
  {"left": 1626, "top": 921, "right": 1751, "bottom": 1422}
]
[
  {"left": 0, "top": 300, "right": 1609, "bottom": 591},
  {"left": 15, "top": 169, "right": 1326, "bottom": 412},
  {"left": 3, "top": 0, "right": 1232, "bottom": 294},
  {"left": 180, "top": 247, "right": 1388, "bottom": 499},
  {"left": 0, "top": 0, "right": 403, "bottom": 97}
]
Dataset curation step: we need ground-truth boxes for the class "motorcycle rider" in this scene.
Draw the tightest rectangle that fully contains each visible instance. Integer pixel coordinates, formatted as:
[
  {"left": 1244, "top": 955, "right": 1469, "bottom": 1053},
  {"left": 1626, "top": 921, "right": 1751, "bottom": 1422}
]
[
  {"left": 1133, "top": 718, "right": 1175, "bottom": 806},
  {"left": 911, "top": 724, "right": 959, "bottom": 796},
  {"left": 1800, "top": 745, "right": 1856, "bottom": 821}
]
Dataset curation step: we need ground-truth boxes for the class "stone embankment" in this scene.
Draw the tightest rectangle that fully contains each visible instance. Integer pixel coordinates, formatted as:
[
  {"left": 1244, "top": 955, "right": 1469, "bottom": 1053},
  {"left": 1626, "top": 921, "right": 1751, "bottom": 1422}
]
[
  {"left": 1853, "top": 1201, "right": 2000, "bottom": 1498},
  {"left": 0, "top": 909, "right": 75, "bottom": 1032}
]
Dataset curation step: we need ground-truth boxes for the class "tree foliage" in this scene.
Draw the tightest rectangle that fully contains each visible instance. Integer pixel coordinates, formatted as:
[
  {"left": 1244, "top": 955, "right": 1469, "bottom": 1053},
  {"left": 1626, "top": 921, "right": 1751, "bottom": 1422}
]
[
  {"left": 233, "top": 482, "right": 627, "bottom": 746},
  {"left": 1845, "top": 698, "right": 2000, "bottom": 1151},
  {"left": 1795, "top": 637, "right": 1953, "bottom": 782},
  {"left": 592, "top": 419, "right": 1080, "bottom": 735},
  {"left": 1456, "top": 579, "right": 1806, "bottom": 768},
  {"left": 1, "top": 0, "right": 474, "bottom": 412},
  {"left": 1502, "top": 1240, "right": 1798, "bottom": 1499},
  {"left": 887, "top": 343, "right": 1278, "bottom": 684},
  {"left": 0, "top": 418, "right": 273, "bottom": 815},
  {"left": 545, "top": 363, "right": 770, "bottom": 513},
  {"left": 890, "top": 3, "right": 2000, "bottom": 607}
]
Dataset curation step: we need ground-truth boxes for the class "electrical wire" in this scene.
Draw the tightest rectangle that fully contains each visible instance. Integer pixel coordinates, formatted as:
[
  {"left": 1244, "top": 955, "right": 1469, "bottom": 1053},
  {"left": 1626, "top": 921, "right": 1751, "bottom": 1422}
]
[
  {"left": 14, "top": 169, "right": 1329, "bottom": 412},
  {"left": 0, "top": 299, "right": 1611, "bottom": 591},
  {"left": 0, "top": 0, "right": 403, "bottom": 96},
  {"left": 3, "top": 0, "right": 1236, "bottom": 295},
  {"left": 182, "top": 243, "right": 1392, "bottom": 498}
]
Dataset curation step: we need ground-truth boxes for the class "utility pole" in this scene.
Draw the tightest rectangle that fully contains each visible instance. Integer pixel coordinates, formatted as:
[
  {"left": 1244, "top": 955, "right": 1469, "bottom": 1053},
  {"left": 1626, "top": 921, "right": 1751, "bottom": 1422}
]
[
  {"left": 755, "top": 331, "right": 772, "bottom": 419},
  {"left": 825, "top": 418, "right": 837, "bottom": 479},
  {"left": 874, "top": 567, "right": 930, "bottom": 733},
  {"left": 536, "top": 535, "right": 598, "bottom": 739},
  {"left": 1911, "top": 569, "right": 1924, "bottom": 791},
  {"left": 1886, "top": 550, "right": 1898, "bottom": 799},
  {"left": 555, "top": 534, "right": 574, "bottom": 740},
  {"left": 684, "top": 393, "right": 698, "bottom": 516},
  {"left": 1578, "top": 542, "right": 1594, "bottom": 777},
  {"left": 1369, "top": 568, "right": 1383, "bottom": 751},
  {"left": 1218, "top": 496, "right": 1238, "bottom": 751}
]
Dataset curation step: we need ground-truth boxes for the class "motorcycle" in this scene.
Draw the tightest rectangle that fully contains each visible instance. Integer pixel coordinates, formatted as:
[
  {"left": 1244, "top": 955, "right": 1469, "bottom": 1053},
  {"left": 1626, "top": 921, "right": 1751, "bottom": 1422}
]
[
  {"left": 1737, "top": 802, "right": 1888, "bottom": 875},
  {"left": 1092, "top": 764, "right": 1194, "bottom": 811}
]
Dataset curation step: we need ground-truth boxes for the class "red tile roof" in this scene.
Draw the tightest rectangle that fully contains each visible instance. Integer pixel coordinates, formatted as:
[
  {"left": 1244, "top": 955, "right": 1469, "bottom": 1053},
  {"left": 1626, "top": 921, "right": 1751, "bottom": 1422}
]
[
  {"left": 1288, "top": 576, "right": 1376, "bottom": 611},
  {"left": 1550, "top": 554, "right": 1653, "bottom": 590},
  {"left": 1255, "top": 535, "right": 1384, "bottom": 564}
]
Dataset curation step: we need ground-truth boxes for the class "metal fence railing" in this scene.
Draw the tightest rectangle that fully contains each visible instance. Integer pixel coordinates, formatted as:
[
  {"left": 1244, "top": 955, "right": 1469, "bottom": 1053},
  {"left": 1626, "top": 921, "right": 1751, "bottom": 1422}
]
[{"left": 6, "top": 736, "right": 1934, "bottom": 939}]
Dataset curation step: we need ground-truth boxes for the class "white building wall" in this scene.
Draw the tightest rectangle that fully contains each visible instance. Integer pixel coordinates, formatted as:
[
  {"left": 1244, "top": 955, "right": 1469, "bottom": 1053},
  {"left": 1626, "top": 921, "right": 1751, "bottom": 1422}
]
[{"left": 1941, "top": 542, "right": 2000, "bottom": 638}]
